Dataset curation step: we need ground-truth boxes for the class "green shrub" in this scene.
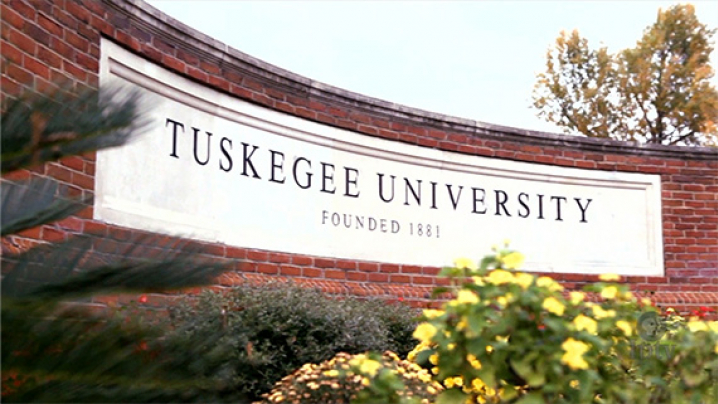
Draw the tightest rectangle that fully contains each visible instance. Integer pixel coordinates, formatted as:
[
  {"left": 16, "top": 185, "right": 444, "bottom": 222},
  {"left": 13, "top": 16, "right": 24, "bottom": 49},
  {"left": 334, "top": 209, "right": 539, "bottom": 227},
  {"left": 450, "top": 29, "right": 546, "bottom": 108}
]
[
  {"left": 161, "top": 282, "right": 418, "bottom": 401},
  {"left": 355, "top": 298, "right": 420, "bottom": 358}
]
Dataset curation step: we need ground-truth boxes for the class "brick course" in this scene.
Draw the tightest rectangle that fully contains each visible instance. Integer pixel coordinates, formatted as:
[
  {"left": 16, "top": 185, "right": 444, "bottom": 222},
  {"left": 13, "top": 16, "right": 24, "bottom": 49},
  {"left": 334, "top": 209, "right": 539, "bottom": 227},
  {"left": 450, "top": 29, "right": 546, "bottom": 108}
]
[{"left": 2, "top": 0, "right": 717, "bottom": 314}]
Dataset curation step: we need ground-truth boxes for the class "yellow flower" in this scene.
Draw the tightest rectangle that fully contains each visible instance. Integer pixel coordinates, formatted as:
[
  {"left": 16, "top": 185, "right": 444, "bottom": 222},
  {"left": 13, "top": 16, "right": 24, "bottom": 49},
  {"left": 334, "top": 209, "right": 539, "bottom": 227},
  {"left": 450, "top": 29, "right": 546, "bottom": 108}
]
[
  {"left": 472, "top": 276, "right": 485, "bottom": 286},
  {"left": 570, "top": 291, "right": 585, "bottom": 305},
  {"left": 537, "top": 276, "right": 563, "bottom": 291},
  {"left": 427, "top": 386, "right": 437, "bottom": 394},
  {"left": 359, "top": 359, "right": 382, "bottom": 376},
  {"left": 443, "top": 376, "right": 463, "bottom": 388},
  {"left": 361, "top": 377, "right": 370, "bottom": 386},
  {"left": 413, "top": 323, "right": 437, "bottom": 343},
  {"left": 323, "top": 369, "right": 339, "bottom": 377},
  {"left": 501, "top": 252, "right": 525, "bottom": 269},
  {"left": 543, "top": 297, "right": 566, "bottom": 316},
  {"left": 429, "top": 354, "right": 438, "bottom": 365},
  {"left": 486, "top": 269, "right": 514, "bottom": 285},
  {"left": 601, "top": 286, "right": 619, "bottom": 300},
  {"left": 454, "top": 257, "right": 477, "bottom": 270},
  {"left": 455, "top": 289, "right": 479, "bottom": 305},
  {"left": 599, "top": 273, "right": 620, "bottom": 282},
  {"left": 423, "top": 309, "right": 444, "bottom": 319},
  {"left": 467, "top": 354, "right": 482, "bottom": 369},
  {"left": 569, "top": 380, "right": 580, "bottom": 389},
  {"left": 616, "top": 320, "right": 633, "bottom": 336},
  {"left": 592, "top": 305, "right": 616, "bottom": 319},
  {"left": 457, "top": 318, "right": 468, "bottom": 331},
  {"left": 573, "top": 314, "right": 597, "bottom": 334},
  {"left": 709, "top": 321, "right": 718, "bottom": 334},
  {"left": 561, "top": 338, "right": 590, "bottom": 370},
  {"left": 687, "top": 321, "right": 709, "bottom": 333},
  {"left": 514, "top": 272, "right": 534, "bottom": 290}
]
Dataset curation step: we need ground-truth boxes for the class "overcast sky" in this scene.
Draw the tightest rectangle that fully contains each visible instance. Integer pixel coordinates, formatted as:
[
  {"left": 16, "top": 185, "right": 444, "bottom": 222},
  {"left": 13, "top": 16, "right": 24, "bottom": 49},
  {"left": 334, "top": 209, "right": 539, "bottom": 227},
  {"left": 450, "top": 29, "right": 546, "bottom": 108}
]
[{"left": 146, "top": 1, "right": 718, "bottom": 134}]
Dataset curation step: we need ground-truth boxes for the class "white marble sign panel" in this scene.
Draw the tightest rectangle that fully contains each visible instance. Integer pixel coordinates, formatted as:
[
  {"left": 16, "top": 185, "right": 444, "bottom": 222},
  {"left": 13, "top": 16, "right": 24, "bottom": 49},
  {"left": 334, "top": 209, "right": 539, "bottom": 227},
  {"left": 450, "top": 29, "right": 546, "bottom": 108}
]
[{"left": 96, "top": 39, "right": 664, "bottom": 275}]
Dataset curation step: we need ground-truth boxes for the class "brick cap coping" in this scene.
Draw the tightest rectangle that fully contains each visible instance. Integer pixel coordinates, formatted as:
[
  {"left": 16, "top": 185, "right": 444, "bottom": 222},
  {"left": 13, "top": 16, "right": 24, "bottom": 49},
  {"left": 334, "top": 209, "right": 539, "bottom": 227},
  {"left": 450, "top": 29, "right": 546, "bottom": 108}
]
[{"left": 106, "top": 0, "right": 718, "bottom": 161}]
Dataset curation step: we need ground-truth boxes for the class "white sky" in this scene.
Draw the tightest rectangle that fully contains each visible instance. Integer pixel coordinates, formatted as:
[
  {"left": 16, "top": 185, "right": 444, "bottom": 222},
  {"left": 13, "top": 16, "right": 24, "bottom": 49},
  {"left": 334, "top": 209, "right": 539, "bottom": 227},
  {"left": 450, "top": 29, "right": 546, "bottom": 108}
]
[{"left": 147, "top": 1, "right": 718, "bottom": 134}]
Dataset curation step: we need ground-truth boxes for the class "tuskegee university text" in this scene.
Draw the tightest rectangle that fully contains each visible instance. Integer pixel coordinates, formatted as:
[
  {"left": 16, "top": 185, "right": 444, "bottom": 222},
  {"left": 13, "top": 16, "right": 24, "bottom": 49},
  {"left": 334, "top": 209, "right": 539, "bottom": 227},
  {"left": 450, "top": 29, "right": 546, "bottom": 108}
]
[{"left": 165, "top": 118, "right": 594, "bottom": 224}]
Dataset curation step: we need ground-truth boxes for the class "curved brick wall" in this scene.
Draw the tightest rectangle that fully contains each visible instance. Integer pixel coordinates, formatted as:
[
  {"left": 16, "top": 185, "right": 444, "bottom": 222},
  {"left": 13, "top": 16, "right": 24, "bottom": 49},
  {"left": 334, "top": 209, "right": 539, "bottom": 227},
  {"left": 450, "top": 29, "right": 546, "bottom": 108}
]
[{"left": 2, "top": 0, "right": 717, "bottom": 314}]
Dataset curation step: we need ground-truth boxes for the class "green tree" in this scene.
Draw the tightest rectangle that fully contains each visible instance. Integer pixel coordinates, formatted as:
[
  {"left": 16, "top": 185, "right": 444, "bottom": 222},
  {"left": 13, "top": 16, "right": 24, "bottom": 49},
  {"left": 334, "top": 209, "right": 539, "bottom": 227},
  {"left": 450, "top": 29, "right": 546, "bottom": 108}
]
[
  {"left": 533, "top": 4, "right": 718, "bottom": 146},
  {"left": 1, "top": 85, "right": 241, "bottom": 402}
]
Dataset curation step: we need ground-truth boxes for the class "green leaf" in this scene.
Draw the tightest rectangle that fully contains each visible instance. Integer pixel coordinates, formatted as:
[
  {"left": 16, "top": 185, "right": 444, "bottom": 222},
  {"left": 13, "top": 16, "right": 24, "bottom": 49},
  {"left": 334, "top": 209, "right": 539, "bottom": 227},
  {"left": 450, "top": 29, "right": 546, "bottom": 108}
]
[
  {"left": 500, "top": 385, "right": 519, "bottom": 401},
  {"left": 476, "top": 365, "right": 497, "bottom": 390},
  {"left": 510, "top": 356, "right": 546, "bottom": 387},
  {"left": 543, "top": 317, "right": 566, "bottom": 332},
  {"left": 439, "top": 266, "right": 463, "bottom": 278},
  {"left": 468, "top": 312, "right": 487, "bottom": 335},
  {"left": 514, "top": 392, "right": 546, "bottom": 404},
  {"left": 436, "top": 389, "right": 468, "bottom": 404},
  {"left": 479, "top": 255, "right": 497, "bottom": 270},
  {"left": 415, "top": 348, "right": 434, "bottom": 365},
  {"left": 466, "top": 338, "right": 490, "bottom": 357}
]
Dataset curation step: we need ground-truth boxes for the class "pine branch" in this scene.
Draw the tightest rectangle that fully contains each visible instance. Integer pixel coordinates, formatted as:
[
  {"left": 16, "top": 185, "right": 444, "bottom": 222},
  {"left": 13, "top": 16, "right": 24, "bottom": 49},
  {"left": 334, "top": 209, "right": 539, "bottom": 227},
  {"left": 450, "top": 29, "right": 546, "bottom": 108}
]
[
  {"left": 1, "top": 176, "right": 90, "bottom": 237},
  {"left": 2, "top": 233, "right": 230, "bottom": 300},
  {"left": 29, "top": 258, "right": 229, "bottom": 300},
  {"left": 1, "top": 85, "right": 151, "bottom": 174}
]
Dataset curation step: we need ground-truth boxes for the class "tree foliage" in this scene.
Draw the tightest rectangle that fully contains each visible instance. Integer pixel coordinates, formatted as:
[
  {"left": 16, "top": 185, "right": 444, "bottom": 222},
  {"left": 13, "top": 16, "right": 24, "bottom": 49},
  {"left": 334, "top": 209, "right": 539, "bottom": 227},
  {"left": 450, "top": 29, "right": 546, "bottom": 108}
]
[
  {"left": 533, "top": 4, "right": 718, "bottom": 146},
  {"left": 1, "top": 85, "right": 237, "bottom": 402}
]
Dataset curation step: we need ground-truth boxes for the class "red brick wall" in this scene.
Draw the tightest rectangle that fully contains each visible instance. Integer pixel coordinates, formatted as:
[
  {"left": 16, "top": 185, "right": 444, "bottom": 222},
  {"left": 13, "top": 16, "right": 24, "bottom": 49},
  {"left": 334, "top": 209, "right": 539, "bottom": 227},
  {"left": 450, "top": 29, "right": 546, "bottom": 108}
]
[{"left": 2, "top": 0, "right": 717, "bottom": 314}]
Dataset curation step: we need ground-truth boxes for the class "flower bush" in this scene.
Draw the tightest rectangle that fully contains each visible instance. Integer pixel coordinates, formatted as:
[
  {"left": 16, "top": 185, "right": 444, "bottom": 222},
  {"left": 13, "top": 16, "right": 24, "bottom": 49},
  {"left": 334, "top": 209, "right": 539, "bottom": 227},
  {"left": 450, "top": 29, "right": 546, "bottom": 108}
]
[
  {"left": 256, "top": 351, "right": 442, "bottom": 404},
  {"left": 406, "top": 245, "right": 718, "bottom": 404}
]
